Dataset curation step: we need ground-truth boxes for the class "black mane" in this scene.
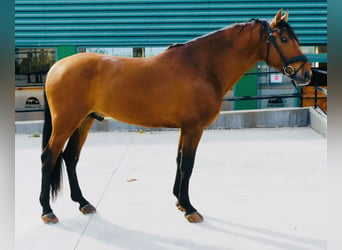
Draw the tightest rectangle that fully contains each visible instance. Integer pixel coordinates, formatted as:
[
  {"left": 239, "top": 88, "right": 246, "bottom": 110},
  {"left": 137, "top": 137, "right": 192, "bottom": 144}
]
[
  {"left": 167, "top": 18, "right": 299, "bottom": 50},
  {"left": 277, "top": 20, "right": 299, "bottom": 42},
  {"left": 167, "top": 43, "right": 184, "bottom": 49},
  {"left": 246, "top": 18, "right": 299, "bottom": 42},
  {"left": 166, "top": 28, "right": 227, "bottom": 50}
]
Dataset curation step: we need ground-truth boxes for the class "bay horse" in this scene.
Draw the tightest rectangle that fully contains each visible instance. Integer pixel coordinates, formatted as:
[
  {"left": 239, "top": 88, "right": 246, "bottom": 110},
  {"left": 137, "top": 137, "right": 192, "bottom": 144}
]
[{"left": 40, "top": 9, "right": 311, "bottom": 224}]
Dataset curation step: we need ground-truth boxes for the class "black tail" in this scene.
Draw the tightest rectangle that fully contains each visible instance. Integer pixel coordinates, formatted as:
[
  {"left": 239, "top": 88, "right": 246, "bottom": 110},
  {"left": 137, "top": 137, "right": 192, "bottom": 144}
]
[
  {"left": 42, "top": 90, "right": 52, "bottom": 150},
  {"left": 42, "top": 90, "right": 63, "bottom": 199}
]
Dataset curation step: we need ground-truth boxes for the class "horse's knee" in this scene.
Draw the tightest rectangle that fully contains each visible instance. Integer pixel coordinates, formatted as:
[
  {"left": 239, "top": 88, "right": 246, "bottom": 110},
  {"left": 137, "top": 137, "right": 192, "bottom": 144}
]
[{"left": 179, "top": 151, "right": 195, "bottom": 174}]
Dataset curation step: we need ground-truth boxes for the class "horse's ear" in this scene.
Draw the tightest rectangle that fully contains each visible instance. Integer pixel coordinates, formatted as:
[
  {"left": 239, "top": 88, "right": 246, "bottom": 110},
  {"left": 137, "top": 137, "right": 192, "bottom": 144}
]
[
  {"left": 281, "top": 10, "right": 289, "bottom": 22},
  {"left": 270, "top": 9, "right": 283, "bottom": 29}
]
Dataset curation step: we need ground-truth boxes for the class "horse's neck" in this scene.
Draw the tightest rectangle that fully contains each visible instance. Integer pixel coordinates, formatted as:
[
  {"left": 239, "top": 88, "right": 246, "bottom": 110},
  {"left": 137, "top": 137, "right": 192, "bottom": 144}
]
[{"left": 193, "top": 24, "right": 264, "bottom": 97}]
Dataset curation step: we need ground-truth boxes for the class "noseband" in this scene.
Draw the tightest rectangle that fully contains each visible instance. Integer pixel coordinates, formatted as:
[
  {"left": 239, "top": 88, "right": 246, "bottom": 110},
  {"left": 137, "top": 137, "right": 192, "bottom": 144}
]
[{"left": 265, "top": 22, "right": 308, "bottom": 79}]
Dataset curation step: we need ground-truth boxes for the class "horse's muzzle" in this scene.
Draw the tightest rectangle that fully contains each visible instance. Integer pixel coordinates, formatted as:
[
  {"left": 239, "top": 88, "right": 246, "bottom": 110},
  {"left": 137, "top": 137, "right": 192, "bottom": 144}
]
[{"left": 293, "top": 69, "right": 312, "bottom": 86}]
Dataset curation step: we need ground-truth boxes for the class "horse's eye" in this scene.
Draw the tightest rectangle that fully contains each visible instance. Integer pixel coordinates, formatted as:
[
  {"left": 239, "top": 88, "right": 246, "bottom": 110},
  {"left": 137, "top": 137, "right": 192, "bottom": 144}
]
[{"left": 281, "top": 37, "right": 288, "bottom": 43}]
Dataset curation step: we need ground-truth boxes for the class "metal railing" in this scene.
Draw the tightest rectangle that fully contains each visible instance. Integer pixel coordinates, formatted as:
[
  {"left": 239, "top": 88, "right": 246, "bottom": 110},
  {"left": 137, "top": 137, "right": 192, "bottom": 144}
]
[
  {"left": 312, "top": 69, "right": 327, "bottom": 111},
  {"left": 223, "top": 69, "right": 327, "bottom": 112}
]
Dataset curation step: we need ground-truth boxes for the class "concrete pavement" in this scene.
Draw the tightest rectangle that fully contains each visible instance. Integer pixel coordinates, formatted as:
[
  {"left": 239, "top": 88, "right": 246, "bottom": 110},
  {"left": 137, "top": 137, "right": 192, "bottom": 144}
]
[{"left": 15, "top": 128, "right": 326, "bottom": 250}]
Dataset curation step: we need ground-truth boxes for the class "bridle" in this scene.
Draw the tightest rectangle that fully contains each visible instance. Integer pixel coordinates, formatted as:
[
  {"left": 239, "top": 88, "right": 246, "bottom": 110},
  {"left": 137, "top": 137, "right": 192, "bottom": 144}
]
[{"left": 265, "top": 22, "right": 308, "bottom": 80}]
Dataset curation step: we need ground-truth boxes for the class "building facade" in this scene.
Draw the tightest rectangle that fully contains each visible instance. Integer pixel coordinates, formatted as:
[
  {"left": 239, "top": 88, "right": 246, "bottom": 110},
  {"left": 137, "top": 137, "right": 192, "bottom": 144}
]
[{"left": 15, "top": 0, "right": 327, "bottom": 120}]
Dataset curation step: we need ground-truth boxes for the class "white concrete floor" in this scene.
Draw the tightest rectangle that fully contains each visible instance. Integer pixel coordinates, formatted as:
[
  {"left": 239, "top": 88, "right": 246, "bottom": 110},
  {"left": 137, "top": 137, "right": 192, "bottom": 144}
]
[{"left": 15, "top": 128, "right": 327, "bottom": 250}]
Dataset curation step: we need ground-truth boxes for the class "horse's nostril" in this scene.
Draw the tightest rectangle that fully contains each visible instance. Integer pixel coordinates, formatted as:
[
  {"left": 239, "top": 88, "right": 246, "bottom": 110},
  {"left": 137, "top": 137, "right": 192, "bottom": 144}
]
[{"left": 304, "top": 71, "right": 311, "bottom": 82}]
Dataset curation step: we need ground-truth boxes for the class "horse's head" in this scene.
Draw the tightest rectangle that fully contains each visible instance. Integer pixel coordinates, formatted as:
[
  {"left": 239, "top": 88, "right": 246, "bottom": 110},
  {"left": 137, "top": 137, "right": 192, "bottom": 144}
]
[{"left": 264, "top": 9, "right": 311, "bottom": 86}]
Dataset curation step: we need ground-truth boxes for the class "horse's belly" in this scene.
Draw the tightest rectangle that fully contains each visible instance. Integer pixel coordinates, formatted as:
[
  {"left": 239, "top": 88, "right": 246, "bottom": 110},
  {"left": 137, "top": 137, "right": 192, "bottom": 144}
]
[
  {"left": 103, "top": 110, "right": 181, "bottom": 128},
  {"left": 97, "top": 94, "right": 182, "bottom": 128}
]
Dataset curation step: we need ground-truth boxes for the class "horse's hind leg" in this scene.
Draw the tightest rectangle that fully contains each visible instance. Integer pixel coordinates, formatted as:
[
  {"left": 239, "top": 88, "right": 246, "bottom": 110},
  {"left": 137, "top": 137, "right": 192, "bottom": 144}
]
[
  {"left": 40, "top": 123, "right": 78, "bottom": 224},
  {"left": 40, "top": 148, "right": 62, "bottom": 224},
  {"left": 63, "top": 116, "right": 96, "bottom": 214},
  {"left": 173, "top": 127, "right": 204, "bottom": 223}
]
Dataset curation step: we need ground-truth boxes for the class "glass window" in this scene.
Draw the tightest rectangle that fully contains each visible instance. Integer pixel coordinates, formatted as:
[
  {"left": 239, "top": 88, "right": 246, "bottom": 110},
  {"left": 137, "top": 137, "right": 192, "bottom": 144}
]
[
  {"left": 133, "top": 47, "right": 145, "bottom": 57},
  {"left": 15, "top": 48, "right": 56, "bottom": 86},
  {"left": 145, "top": 47, "right": 166, "bottom": 57},
  {"left": 80, "top": 47, "right": 166, "bottom": 58},
  {"left": 83, "top": 48, "right": 133, "bottom": 57}
]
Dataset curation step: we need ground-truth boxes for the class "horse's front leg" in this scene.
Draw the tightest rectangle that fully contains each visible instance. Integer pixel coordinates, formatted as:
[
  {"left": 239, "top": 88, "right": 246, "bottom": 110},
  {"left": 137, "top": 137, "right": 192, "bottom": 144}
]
[{"left": 173, "top": 128, "right": 204, "bottom": 223}]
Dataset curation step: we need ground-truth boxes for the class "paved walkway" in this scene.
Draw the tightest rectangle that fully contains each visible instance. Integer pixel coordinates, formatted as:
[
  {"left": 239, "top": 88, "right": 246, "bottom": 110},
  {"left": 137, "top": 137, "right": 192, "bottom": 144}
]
[{"left": 15, "top": 128, "right": 326, "bottom": 250}]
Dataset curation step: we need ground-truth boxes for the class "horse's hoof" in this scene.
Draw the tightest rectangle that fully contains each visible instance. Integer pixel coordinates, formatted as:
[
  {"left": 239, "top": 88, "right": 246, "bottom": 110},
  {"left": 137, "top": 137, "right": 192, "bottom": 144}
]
[
  {"left": 175, "top": 201, "right": 186, "bottom": 212},
  {"left": 185, "top": 211, "right": 204, "bottom": 223},
  {"left": 41, "top": 212, "right": 59, "bottom": 224},
  {"left": 80, "top": 204, "right": 96, "bottom": 215}
]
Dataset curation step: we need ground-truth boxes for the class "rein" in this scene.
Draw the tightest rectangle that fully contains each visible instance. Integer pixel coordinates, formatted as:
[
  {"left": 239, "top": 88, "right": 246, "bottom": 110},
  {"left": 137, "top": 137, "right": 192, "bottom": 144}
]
[{"left": 265, "top": 22, "right": 308, "bottom": 81}]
